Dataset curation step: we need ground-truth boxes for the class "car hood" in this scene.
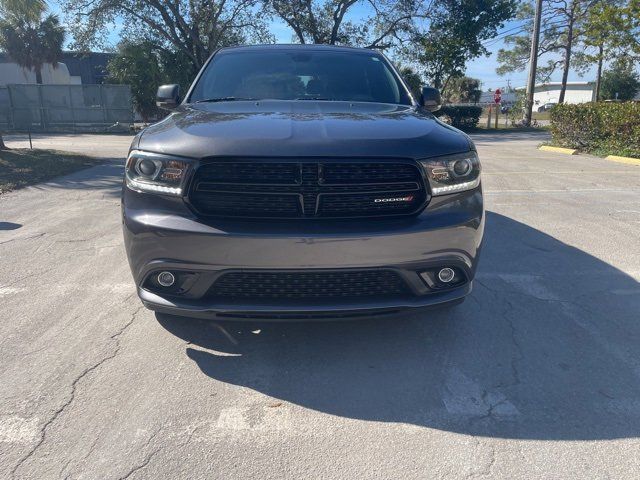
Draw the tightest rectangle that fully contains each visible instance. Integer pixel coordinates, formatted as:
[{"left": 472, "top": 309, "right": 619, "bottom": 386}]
[{"left": 137, "top": 101, "right": 472, "bottom": 159}]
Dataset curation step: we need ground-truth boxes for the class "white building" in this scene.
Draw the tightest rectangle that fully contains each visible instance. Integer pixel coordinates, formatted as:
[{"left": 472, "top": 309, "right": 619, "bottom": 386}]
[
  {"left": 0, "top": 61, "right": 77, "bottom": 86},
  {"left": 0, "top": 52, "right": 113, "bottom": 86},
  {"left": 516, "top": 81, "right": 595, "bottom": 106}
]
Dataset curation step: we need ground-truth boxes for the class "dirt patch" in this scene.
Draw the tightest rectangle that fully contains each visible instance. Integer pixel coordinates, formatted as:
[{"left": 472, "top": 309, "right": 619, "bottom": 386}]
[{"left": 0, "top": 149, "right": 103, "bottom": 194}]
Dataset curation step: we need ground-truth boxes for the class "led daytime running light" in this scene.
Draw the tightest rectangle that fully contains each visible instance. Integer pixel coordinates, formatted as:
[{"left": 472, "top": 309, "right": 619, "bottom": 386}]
[
  {"left": 430, "top": 178, "right": 480, "bottom": 195},
  {"left": 128, "top": 178, "right": 182, "bottom": 195}
]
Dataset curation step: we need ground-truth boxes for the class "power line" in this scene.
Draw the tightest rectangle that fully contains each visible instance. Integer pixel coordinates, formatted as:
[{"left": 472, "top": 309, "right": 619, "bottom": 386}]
[
  {"left": 481, "top": 16, "right": 572, "bottom": 48},
  {"left": 481, "top": 20, "right": 533, "bottom": 47}
]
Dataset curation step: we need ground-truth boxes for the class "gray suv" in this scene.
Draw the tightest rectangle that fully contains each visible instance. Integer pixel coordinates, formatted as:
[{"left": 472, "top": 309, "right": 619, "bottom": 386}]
[{"left": 122, "top": 44, "right": 484, "bottom": 320}]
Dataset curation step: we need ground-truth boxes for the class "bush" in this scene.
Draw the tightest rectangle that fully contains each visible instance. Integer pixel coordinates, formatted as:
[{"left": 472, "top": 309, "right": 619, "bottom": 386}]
[
  {"left": 436, "top": 105, "right": 482, "bottom": 130},
  {"left": 550, "top": 102, "right": 640, "bottom": 158}
]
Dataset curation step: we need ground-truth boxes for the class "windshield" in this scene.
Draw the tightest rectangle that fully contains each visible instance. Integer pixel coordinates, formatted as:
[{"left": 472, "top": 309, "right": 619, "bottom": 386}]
[{"left": 189, "top": 50, "right": 412, "bottom": 105}]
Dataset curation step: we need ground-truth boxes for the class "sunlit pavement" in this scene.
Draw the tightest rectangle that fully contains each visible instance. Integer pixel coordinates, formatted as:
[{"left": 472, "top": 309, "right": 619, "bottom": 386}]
[{"left": 1, "top": 131, "right": 639, "bottom": 479}]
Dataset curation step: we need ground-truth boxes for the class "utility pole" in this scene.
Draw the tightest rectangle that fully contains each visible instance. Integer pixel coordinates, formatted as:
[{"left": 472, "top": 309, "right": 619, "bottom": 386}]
[{"left": 524, "top": 0, "right": 543, "bottom": 126}]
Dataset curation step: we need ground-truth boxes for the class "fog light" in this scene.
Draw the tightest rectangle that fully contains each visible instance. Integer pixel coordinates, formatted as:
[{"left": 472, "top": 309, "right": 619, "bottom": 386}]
[
  {"left": 157, "top": 271, "right": 175, "bottom": 287},
  {"left": 437, "top": 267, "right": 455, "bottom": 283}
]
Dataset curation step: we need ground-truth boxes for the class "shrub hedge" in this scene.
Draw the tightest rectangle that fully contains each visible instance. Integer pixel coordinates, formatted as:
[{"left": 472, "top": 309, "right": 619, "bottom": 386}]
[
  {"left": 550, "top": 102, "right": 640, "bottom": 158},
  {"left": 436, "top": 105, "right": 482, "bottom": 130}
]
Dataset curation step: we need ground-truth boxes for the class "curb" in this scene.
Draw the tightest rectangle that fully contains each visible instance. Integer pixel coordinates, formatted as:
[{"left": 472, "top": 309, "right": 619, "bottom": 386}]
[
  {"left": 539, "top": 145, "right": 577, "bottom": 155},
  {"left": 606, "top": 155, "right": 640, "bottom": 166}
]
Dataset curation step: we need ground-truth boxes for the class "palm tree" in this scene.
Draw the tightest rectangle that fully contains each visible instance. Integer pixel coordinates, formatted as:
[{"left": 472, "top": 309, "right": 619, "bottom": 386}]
[
  {"left": 0, "top": 1, "right": 54, "bottom": 147},
  {"left": 0, "top": 0, "right": 64, "bottom": 84}
]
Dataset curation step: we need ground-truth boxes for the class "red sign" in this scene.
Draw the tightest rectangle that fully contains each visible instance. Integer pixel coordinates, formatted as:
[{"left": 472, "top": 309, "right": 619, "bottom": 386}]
[{"left": 494, "top": 88, "right": 502, "bottom": 104}]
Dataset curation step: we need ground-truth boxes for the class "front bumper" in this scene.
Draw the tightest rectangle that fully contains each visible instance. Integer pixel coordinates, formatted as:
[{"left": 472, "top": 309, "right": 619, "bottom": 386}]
[{"left": 122, "top": 185, "right": 484, "bottom": 319}]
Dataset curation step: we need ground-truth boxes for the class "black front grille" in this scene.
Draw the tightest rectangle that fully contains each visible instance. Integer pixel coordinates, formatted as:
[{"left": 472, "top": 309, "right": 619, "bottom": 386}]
[
  {"left": 322, "top": 163, "right": 420, "bottom": 184},
  {"left": 189, "top": 160, "right": 427, "bottom": 219},
  {"left": 207, "top": 270, "right": 413, "bottom": 300}
]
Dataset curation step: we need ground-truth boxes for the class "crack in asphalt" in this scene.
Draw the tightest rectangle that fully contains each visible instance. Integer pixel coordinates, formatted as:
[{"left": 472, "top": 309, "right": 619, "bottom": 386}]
[
  {"left": 0, "top": 267, "right": 56, "bottom": 289},
  {"left": 60, "top": 434, "right": 100, "bottom": 479},
  {"left": 115, "top": 421, "right": 206, "bottom": 479},
  {"left": 117, "top": 447, "right": 163, "bottom": 480},
  {"left": 53, "top": 233, "right": 106, "bottom": 244},
  {"left": 465, "top": 440, "right": 497, "bottom": 479},
  {"left": 0, "top": 232, "right": 47, "bottom": 246},
  {"left": 469, "top": 275, "right": 620, "bottom": 426},
  {"left": 10, "top": 305, "right": 144, "bottom": 479},
  {"left": 476, "top": 277, "right": 600, "bottom": 312},
  {"left": 479, "top": 445, "right": 497, "bottom": 478},
  {"left": 472, "top": 281, "right": 524, "bottom": 423},
  {"left": 116, "top": 428, "right": 163, "bottom": 480},
  {"left": 73, "top": 243, "right": 123, "bottom": 253},
  {"left": 500, "top": 297, "right": 523, "bottom": 390}
]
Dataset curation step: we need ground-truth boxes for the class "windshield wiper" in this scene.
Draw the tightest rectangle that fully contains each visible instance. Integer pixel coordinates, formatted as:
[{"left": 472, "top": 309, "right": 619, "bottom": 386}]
[{"left": 194, "top": 97, "right": 256, "bottom": 103}]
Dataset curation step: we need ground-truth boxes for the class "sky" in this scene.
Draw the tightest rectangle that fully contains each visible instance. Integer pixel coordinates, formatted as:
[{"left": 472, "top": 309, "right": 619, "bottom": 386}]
[{"left": 48, "top": 1, "right": 595, "bottom": 91}]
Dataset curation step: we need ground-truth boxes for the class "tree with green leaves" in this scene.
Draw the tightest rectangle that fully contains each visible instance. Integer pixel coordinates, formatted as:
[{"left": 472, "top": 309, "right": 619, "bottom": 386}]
[
  {"left": 108, "top": 41, "right": 165, "bottom": 123},
  {"left": 0, "top": 0, "right": 64, "bottom": 84},
  {"left": 0, "top": 0, "right": 46, "bottom": 18},
  {"left": 573, "top": 1, "right": 640, "bottom": 100},
  {"left": 621, "top": 0, "right": 640, "bottom": 58},
  {"left": 442, "top": 76, "right": 482, "bottom": 103},
  {"left": 572, "top": 2, "right": 616, "bottom": 101},
  {"left": 593, "top": 0, "right": 640, "bottom": 60},
  {"left": 265, "top": 0, "right": 422, "bottom": 48},
  {"left": 62, "top": 0, "right": 272, "bottom": 78},
  {"left": 108, "top": 40, "right": 195, "bottom": 122},
  {"left": 600, "top": 59, "right": 640, "bottom": 101},
  {"left": 399, "top": 65, "right": 423, "bottom": 100},
  {"left": 413, "top": 0, "right": 517, "bottom": 89},
  {"left": 497, "top": 0, "right": 599, "bottom": 104}
]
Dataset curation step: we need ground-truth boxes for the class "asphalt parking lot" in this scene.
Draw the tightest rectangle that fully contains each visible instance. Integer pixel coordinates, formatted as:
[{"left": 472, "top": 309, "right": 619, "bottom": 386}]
[{"left": 1, "top": 131, "right": 639, "bottom": 479}]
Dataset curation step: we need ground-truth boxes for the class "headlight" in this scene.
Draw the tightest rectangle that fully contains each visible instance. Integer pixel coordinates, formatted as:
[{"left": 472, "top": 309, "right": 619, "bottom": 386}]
[
  {"left": 125, "top": 150, "right": 192, "bottom": 196},
  {"left": 419, "top": 151, "right": 481, "bottom": 196}
]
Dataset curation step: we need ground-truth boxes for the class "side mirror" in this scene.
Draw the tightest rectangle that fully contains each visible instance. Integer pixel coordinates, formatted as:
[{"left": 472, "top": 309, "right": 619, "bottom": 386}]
[
  {"left": 156, "top": 84, "right": 181, "bottom": 110},
  {"left": 420, "top": 86, "right": 441, "bottom": 112}
]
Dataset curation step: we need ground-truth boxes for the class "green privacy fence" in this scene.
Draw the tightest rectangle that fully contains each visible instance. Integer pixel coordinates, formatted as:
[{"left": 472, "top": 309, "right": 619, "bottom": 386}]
[{"left": 0, "top": 84, "right": 133, "bottom": 132}]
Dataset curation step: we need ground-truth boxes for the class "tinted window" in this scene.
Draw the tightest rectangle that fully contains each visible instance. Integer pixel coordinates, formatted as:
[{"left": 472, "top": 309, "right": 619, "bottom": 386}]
[{"left": 189, "top": 50, "right": 411, "bottom": 105}]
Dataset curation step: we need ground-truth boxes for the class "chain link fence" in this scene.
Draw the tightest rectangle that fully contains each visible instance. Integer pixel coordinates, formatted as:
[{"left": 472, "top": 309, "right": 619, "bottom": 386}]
[{"left": 0, "top": 84, "right": 133, "bottom": 132}]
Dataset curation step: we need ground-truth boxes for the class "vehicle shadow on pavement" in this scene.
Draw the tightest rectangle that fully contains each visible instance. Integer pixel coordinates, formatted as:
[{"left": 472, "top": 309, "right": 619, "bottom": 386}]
[
  {"left": 30, "top": 162, "right": 124, "bottom": 197},
  {"left": 156, "top": 212, "right": 640, "bottom": 440}
]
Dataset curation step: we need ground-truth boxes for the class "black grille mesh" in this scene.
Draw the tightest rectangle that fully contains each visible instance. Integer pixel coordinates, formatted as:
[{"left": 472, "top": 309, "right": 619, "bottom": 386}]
[
  {"left": 208, "top": 270, "right": 413, "bottom": 300},
  {"left": 322, "top": 163, "right": 420, "bottom": 184},
  {"left": 195, "top": 162, "right": 299, "bottom": 184},
  {"left": 189, "top": 160, "right": 426, "bottom": 219},
  {"left": 191, "top": 192, "right": 301, "bottom": 217}
]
